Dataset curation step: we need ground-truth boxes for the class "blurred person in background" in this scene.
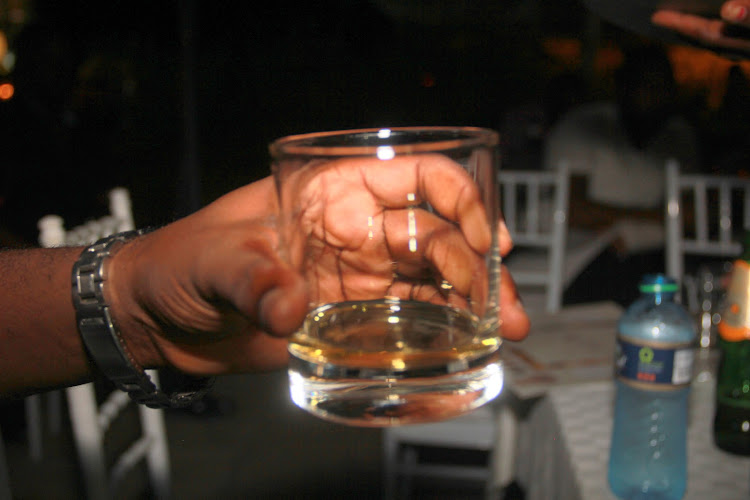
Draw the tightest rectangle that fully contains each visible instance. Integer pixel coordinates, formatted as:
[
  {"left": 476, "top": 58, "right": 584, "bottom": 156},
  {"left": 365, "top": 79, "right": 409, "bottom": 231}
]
[{"left": 543, "top": 43, "right": 700, "bottom": 233}]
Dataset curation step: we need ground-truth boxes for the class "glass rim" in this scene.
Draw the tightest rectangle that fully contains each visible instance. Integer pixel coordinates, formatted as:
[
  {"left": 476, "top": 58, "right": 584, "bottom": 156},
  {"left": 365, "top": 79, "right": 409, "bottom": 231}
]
[{"left": 269, "top": 126, "right": 499, "bottom": 158}]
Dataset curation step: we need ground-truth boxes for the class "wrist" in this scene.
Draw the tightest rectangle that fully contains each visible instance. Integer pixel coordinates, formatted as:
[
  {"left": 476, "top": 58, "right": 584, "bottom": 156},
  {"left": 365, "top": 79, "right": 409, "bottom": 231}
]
[
  {"left": 104, "top": 230, "right": 167, "bottom": 369},
  {"left": 72, "top": 229, "right": 212, "bottom": 408}
]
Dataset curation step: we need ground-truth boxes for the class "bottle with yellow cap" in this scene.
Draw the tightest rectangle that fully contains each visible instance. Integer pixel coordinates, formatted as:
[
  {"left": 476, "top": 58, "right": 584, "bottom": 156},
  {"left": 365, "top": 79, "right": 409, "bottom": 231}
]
[{"left": 713, "top": 236, "right": 750, "bottom": 455}]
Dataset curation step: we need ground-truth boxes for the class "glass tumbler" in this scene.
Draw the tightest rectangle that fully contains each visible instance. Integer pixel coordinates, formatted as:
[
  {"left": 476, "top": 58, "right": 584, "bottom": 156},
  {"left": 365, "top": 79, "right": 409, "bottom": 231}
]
[{"left": 270, "top": 127, "right": 503, "bottom": 426}]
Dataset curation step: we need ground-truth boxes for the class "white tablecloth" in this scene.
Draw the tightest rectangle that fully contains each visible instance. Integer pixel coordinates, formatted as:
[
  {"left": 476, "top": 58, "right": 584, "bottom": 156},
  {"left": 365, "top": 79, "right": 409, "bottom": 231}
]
[
  {"left": 498, "top": 302, "right": 750, "bottom": 499},
  {"left": 493, "top": 301, "right": 622, "bottom": 492},
  {"left": 516, "top": 373, "right": 750, "bottom": 500},
  {"left": 503, "top": 301, "right": 622, "bottom": 399}
]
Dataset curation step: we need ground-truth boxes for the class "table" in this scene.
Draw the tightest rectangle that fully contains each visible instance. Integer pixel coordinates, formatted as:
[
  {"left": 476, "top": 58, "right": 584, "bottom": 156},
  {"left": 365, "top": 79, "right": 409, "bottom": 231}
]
[
  {"left": 503, "top": 301, "right": 623, "bottom": 399},
  {"left": 515, "top": 354, "right": 750, "bottom": 500},
  {"left": 491, "top": 301, "right": 623, "bottom": 490},
  {"left": 498, "top": 301, "right": 750, "bottom": 499}
]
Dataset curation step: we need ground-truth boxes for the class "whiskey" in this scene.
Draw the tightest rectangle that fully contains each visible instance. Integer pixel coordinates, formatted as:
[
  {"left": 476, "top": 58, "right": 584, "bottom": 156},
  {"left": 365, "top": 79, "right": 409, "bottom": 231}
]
[{"left": 288, "top": 298, "right": 503, "bottom": 426}]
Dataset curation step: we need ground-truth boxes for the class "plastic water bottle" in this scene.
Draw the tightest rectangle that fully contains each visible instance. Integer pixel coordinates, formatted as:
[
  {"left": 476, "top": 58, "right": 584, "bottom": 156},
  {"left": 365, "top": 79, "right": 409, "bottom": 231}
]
[{"left": 608, "top": 274, "right": 696, "bottom": 500}]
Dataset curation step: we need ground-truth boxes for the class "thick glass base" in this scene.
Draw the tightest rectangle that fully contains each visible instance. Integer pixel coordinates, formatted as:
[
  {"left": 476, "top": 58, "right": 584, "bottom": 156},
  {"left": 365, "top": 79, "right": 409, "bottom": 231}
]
[{"left": 288, "top": 349, "right": 503, "bottom": 427}]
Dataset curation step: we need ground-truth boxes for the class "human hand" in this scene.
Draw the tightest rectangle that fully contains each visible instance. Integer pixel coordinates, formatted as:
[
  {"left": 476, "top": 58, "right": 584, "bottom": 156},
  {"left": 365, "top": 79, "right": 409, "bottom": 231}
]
[
  {"left": 277, "top": 153, "right": 529, "bottom": 340},
  {"left": 108, "top": 172, "right": 529, "bottom": 378},
  {"left": 652, "top": 1, "right": 750, "bottom": 55},
  {"left": 280, "top": 154, "right": 490, "bottom": 311},
  {"left": 108, "top": 178, "right": 309, "bottom": 375}
]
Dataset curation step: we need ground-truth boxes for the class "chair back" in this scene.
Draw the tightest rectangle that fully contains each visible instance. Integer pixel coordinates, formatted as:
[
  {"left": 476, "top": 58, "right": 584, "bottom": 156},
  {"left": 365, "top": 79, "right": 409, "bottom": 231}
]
[
  {"left": 498, "top": 164, "right": 570, "bottom": 313},
  {"left": 382, "top": 402, "right": 510, "bottom": 499},
  {"left": 665, "top": 159, "right": 750, "bottom": 286},
  {"left": 37, "top": 187, "right": 171, "bottom": 500}
]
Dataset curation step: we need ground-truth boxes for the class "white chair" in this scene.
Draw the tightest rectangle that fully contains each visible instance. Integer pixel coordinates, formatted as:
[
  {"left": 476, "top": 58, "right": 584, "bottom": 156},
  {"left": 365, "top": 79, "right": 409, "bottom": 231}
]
[
  {"left": 665, "top": 159, "right": 750, "bottom": 290},
  {"left": 382, "top": 396, "right": 518, "bottom": 500},
  {"left": 499, "top": 163, "right": 622, "bottom": 313},
  {"left": 35, "top": 187, "right": 171, "bottom": 500},
  {"left": 498, "top": 165, "right": 569, "bottom": 313}
]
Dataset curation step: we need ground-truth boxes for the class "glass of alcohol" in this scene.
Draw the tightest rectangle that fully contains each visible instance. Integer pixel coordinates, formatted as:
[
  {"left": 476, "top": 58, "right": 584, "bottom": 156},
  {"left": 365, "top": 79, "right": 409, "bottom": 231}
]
[{"left": 270, "top": 127, "right": 503, "bottom": 426}]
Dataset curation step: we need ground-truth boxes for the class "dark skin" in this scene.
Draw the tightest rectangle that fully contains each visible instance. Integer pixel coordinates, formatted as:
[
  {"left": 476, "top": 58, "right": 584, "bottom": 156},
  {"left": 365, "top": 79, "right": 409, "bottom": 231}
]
[
  {"left": 652, "top": 0, "right": 750, "bottom": 55},
  {"left": 0, "top": 170, "right": 530, "bottom": 399}
]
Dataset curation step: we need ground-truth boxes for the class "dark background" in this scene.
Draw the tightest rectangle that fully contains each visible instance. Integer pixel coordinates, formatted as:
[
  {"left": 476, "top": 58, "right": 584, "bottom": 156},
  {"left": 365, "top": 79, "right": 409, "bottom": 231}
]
[
  {"left": 0, "top": 0, "right": 740, "bottom": 247},
  {"left": 0, "top": 0, "right": 595, "bottom": 243}
]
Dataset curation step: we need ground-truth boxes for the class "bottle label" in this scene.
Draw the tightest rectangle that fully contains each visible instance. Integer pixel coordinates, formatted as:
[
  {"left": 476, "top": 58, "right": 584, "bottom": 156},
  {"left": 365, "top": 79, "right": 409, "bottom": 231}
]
[
  {"left": 718, "top": 260, "right": 750, "bottom": 342},
  {"left": 615, "top": 335, "right": 694, "bottom": 389}
]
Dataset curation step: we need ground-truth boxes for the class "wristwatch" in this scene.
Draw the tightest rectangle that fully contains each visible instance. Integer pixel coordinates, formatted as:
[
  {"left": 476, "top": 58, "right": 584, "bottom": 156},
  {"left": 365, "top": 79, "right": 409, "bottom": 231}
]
[{"left": 71, "top": 229, "right": 213, "bottom": 408}]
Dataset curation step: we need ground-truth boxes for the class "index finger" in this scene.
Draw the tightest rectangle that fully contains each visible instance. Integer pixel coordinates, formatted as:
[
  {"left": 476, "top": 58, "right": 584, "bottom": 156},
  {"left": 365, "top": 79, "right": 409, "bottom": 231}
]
[
  {"left": 357, "top": 154, "right": 492, "bottom": 254},
  {"left": 651, "top": 10, "right": 750, "bottom": 53},
  {"left": 721, "top": 0, "right": 750, "bottom": 28}
]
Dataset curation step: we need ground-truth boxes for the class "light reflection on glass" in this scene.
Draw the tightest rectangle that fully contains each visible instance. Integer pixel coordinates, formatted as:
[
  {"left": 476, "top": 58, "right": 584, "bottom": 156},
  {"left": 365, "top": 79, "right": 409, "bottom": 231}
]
[{"left": 377, "top": 146, "right": 395, "bottom": 160}]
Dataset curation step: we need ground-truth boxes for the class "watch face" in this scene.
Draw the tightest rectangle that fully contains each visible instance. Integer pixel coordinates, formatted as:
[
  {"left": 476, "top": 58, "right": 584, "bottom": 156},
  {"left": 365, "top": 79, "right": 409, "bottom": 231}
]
[{"left": 582, "top": 0, "right": 726, "bottom": 41}]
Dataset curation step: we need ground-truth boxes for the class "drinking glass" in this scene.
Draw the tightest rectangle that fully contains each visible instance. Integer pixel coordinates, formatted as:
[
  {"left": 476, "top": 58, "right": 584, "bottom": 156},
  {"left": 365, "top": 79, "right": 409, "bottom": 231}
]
[{"left": 270, "top": 127, "right": 503, "bottom": 426}]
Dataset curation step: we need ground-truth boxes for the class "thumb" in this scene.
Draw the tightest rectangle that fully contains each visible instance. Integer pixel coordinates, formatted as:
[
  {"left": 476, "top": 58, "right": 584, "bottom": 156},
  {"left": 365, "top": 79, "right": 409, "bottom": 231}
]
[
  {"left": 257, "top": 268, "right": 309, "bottom": 336},
  {"left": 215, "top": 248, "right": 308, "bottom": 337}
]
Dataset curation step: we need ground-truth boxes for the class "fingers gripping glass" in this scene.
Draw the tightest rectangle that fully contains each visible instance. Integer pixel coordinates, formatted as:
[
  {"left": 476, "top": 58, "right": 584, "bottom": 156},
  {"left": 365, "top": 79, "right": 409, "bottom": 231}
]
[{"left": 271, "top": 127, "right": 503, "bottom": 426}]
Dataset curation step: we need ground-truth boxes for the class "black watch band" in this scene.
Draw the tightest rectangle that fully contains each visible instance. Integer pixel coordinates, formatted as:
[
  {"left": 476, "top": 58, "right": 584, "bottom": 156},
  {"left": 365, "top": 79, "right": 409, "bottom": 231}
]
[{"left": 71, "top": 229, "right": 213, "bottom": 409}]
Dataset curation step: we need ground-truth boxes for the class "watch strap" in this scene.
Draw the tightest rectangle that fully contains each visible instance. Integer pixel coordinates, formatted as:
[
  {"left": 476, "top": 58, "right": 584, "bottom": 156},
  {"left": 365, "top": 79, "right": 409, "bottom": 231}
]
[{"left": 72, "top": 229, "right": 213, "bottom": 408}]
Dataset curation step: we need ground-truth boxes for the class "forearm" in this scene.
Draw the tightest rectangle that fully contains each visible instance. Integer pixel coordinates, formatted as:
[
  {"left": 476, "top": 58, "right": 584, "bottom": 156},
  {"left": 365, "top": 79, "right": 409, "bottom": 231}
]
[
  {"left": 0, "top": 247, "right": 95, "bottom": 397},
  {"left": 0, "top": 177, "right": 286, "bottom": 397}
]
